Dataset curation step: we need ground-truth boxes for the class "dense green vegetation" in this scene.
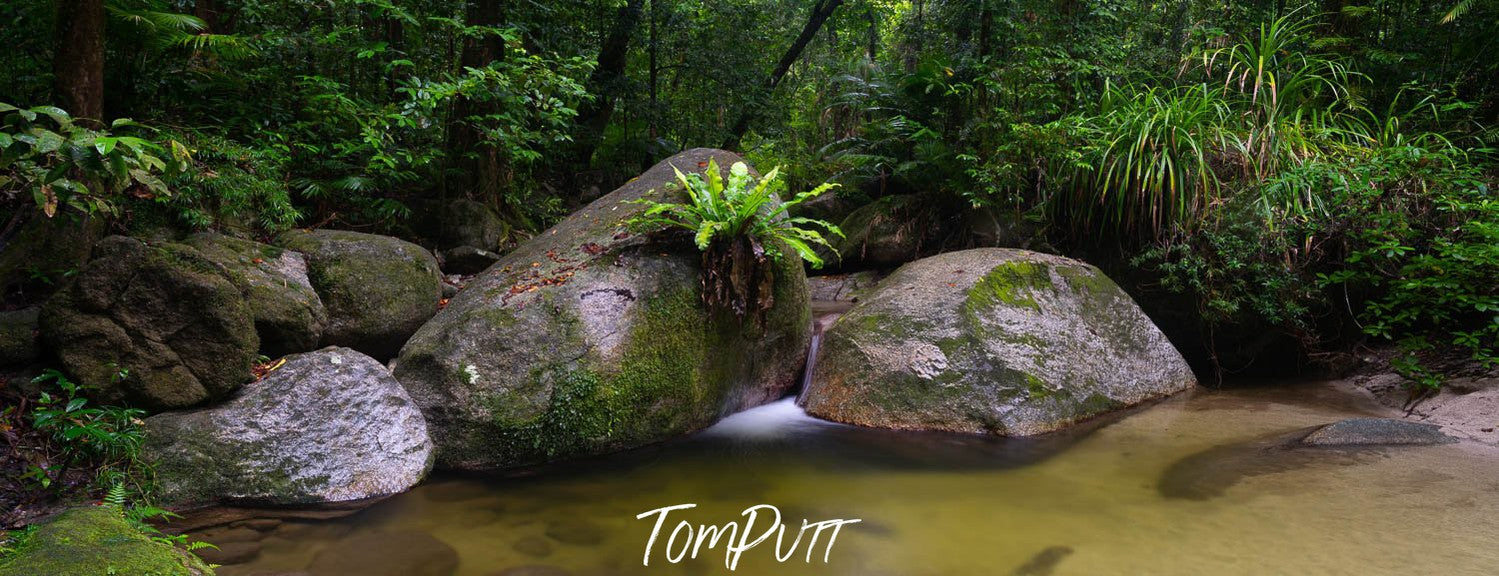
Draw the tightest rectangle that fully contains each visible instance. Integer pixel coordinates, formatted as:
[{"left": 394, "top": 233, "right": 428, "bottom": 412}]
[{"left": 1, "top": 0, "right": 1495, "bottom": 381}]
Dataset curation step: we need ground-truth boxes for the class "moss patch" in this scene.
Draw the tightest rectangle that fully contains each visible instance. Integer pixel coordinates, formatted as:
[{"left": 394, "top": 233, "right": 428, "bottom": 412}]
[
  {"left": 483, "top": 286, "right": 725, "bottom": 464},
  {"left": 0, "top": 507, "right": 213, "bottom": 576},
  {"left": 966, "top": 260, "right": 1051, "bottom": 313}
]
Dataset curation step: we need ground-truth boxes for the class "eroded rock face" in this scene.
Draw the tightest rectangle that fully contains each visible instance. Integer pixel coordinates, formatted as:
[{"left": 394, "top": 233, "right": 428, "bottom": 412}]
[
  {"left": 144, "top": 347, "right": 434, "bottom": 506},
  {"left": 40, "top": 236, "right": 258, "bottom": 411},
  {"left": 803, "top": 248, "right": 1196, "bottom": 436},
  {"left": 277, "top": 229, "right": 442, "bottom": 360},
  {"left": 185, "top": 233, "right": 327, "bottom": 357},
  {"left": 0, "top": 507, "right": 213, "bottom": 576},
  {"left": 393, "top": 149, "right": 812, "bottom": 470}
]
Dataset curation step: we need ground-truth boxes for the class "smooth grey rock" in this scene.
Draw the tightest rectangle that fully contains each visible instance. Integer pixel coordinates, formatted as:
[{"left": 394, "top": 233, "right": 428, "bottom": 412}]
[
  {"left": 308, "top": 530, "right": 458, "bottom": 576},
  {"left": 393, "top": 149, "right": 812, "bottom": 471},
  {"left": 144, "top": 347, "right": 434, "bottom": 506},
  {"left": 40, "top": 236, "right": 257, "bottom": 411},
  {"left": 185, "top": 233, "right": 328, "bottom": 357},
  {"left": 441, "top": 245, "right": 502, "bottom": 275},
  {"left": 276, "top": 230, "right": 442, "bottom": 360},
  {"left": 0, "top": 307, "right": 40, "bottom": 366},
  {"left": 1301, "top": 417, "right": 1458, "bottom": 446},
  {"left": 803, "top": 248, "right": 1196, "bottom": 436}
]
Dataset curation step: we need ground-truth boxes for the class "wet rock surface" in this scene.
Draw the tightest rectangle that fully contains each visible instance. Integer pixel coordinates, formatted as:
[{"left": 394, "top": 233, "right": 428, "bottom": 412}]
[{"left": 144, "top": 347, "right": 434, "bottom": 506}]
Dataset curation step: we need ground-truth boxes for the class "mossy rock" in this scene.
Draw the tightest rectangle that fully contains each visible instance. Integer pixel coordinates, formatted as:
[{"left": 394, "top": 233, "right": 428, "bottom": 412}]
[
  {"left": 440, "top": 198, "right": 508, "bottom": 251},
  {"left": 802, "top": 248, "right": 1196, "bottom": 436},
  {"left": 0, "top": 307, "right": 40, "bottom": 367},
  {"left": 831, "top": 195, "right": 941, "bottom": 269},
  {"left": 392, "top": 149, "right": 813, "bottom": 470},
  {"left": 0, "top": 210, "right": 105, "bottom": 305},
  {"left": 39, "top": 236, "right": 258, "bottom": 411},
  {"left": 0, "top": 507, "right": 214, "bottom": 576},
  {"left": 276, "top": 229, "right": 442, "bottom": 360},
  {"left": 184, "top": 233, "right": 328, "bottom": 357}
]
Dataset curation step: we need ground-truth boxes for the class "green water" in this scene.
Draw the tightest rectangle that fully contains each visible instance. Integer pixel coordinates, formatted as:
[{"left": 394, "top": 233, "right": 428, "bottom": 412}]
[{"left": 214, "top": 382, "right": 1499, "bottom": 576}]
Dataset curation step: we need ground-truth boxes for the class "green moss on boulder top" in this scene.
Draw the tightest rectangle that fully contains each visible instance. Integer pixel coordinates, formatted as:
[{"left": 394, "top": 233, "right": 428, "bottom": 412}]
[
  {"left": 392, "top": 149, "right": 812, "bottom": 470},
  {"left": 0, "top": 507, "right": 213, "bottom": 576},
  {"left": 802, "top": 248, "right": 1196, "bottom": 436}
]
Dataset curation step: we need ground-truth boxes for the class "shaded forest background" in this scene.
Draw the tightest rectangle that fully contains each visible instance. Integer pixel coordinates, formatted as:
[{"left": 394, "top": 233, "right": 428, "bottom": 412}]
[{"left": 2, "top": 0, "right": 1496, "bottom": 379}]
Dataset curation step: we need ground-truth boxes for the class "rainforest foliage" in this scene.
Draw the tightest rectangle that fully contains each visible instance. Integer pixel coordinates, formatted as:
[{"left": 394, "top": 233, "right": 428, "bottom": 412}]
[{"left": 1, "top": 0, "right": 1496, "bottom": 380}]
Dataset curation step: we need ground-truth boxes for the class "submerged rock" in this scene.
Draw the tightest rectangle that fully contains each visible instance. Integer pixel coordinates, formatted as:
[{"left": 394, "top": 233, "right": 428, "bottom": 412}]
[
  {"left": 144, "top": 347, "right": 434, "bottom": 506},
  {"left": 308, "top": 530, "right": 458, "bottom": 576},
  {"left": 0, "top": 507, "right": 213, "bottom": 576},
  {"left": 802, "top": 248, "right": 1196, "bottom": 436},
  {"left": 393, "top": 149, "right": 812, "bottom": 470},
  {"left": 185, "top": 232, "right": 328, "bottom": 357},
  {"left": 277, "top": 229, "right": 442, "bottom": 359},
  {"left": 41, "top": 236, "right": 258, "bottom": 411},
  {"left": 1300, "top": 417, "right": 1457, "bottom": 446},
  {"left": 1010, "top": 545, "right": 1075, "bottom": 576}
]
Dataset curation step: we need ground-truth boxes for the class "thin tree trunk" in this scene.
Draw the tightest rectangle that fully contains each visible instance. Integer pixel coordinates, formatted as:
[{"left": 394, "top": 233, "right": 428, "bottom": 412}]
[
  {"left": 53, "top": 0, "right": 105, "bottom": 124},
  {"left": 722, "top": 0, "right": 844, "bottom": 150},
  {"left": 448, "top": 0, "right": 509, "bottom": 208},
  {"left": 194, "top": 0, "right": 220, "bottom": 32},
  {"left": 571, "top": 0, "right": 648, "bottom": 168}
]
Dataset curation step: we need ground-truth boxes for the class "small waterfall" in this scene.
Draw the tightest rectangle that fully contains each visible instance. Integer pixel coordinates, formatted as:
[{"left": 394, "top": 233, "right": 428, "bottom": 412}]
[
  {"left": 796, "top": 302, "right": 849, "bottom": 406},
  {"left": 796, "top": 330, "right": 823, "bottom": 405}
]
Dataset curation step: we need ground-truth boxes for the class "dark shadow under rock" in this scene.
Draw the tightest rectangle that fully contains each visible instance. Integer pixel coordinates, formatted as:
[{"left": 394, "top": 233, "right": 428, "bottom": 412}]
[{"left": 1158, "top": 424, "right": 1417, "bottom": 501}]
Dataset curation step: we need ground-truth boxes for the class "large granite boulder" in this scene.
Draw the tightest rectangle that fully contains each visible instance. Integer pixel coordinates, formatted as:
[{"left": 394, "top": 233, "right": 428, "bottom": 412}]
[
  {"left": 393, "top": 149, "right": 813, "bottom": 470},
  {"left": 276, "top": 230, "right": 442, "bottom": 359},
  {"left": 0, "top": 507, "right": 213, "bottom": 576},
  {"left": 144, "top": 347, "right": 434, "bottom": 506},
  {"left": 185, "top": 232, "right": 328, "bottom": 357},
  {"left": 802, "top": 248, "right": 1196, "bottom": 435},
  {"left": 40, "top": 236, "right": 258, "bottom": 411}
]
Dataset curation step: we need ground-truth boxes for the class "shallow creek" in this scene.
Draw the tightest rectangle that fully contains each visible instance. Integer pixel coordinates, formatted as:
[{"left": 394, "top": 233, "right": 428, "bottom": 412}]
[{"left": 215, "top": 381, "right": 1499, "bottom": 576}]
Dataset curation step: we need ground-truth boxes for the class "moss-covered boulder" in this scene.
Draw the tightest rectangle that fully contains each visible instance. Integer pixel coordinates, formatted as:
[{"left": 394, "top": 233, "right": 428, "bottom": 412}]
[
  {"left": 831, "top": 195, "right": 942, "bottom": 269},
  {"left": 0, "top": 210, "right": 105, "bottom": 304},
  {"left": 276, "top": 230, "right": 442, "bottom": 360},
  {"left": 441, "top": 198, "right": 507, "bottom": 251},
  {"left": 392, "top": 149, "right": 813, "bottom": 470},
  {"left": 40, "top": 236, "right": 258, "bottom": 411},
  {"left": 144, "top": 347, "right": 433, "bottom": 507},
  {"left": 0, "top": 507, "right": 213, "bottom": 576},
  {"left": 0, "top": 307, "right": 40, "bottom": 367},
  {"left": 185, "top": 233, "right": 328, "bottom": 357},
  {"left": 802, "top": 248, "right": 1195, "bottom": 435}
]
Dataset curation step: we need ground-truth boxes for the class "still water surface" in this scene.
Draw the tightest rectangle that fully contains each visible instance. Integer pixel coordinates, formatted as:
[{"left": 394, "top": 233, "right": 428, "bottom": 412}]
[{"left": 218, "top": 382, "right": 1499, "bottom": 576}]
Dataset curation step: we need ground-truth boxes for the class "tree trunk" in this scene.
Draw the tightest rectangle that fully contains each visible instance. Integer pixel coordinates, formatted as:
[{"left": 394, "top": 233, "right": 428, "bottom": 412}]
[
  {"left": 571, "top": 0, "right": 648, "bottom": 169},
  {"left": 722, "top": 0, "right": 844, "bottom": 150},
  {"left": 53, "top": 0, "right": 106, "bottom": 124},
  {"left": 194, "top": 0, "right": 220, "bottom": 32},
  {"left": 447, "top": 0, "right": 509, "bottom": 208}
]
